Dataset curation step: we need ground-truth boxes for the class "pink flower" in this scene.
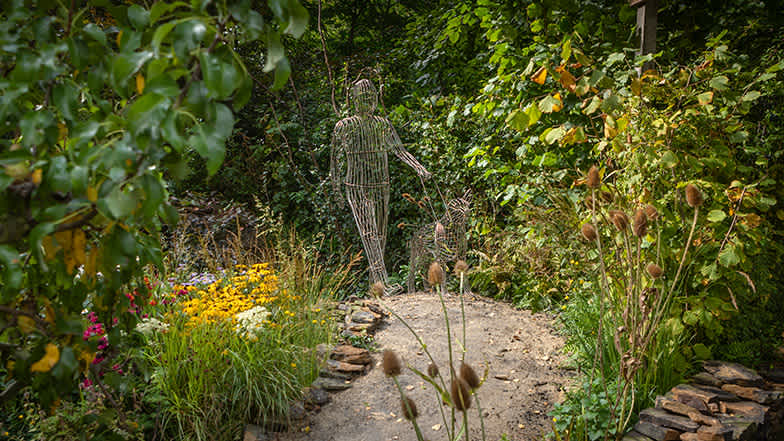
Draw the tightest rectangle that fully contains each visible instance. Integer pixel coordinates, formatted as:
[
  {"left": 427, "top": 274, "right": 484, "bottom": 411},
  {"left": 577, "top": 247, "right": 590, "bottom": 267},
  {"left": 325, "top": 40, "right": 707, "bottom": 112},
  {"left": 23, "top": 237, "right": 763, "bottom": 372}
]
[
  {"left": 80, "top": 378, "right": 93, "bottom": 389},
  {"left": 92, "top": 355, "right": 104, "bottom": 365}
]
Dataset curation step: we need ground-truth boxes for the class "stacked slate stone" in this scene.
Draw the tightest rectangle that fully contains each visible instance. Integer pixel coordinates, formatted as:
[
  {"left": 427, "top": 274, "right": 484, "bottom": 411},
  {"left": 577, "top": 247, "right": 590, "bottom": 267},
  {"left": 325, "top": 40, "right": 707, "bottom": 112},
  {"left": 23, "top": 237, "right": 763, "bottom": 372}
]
[{"left": 624, "top": 361, "right": 784, "bottom": 441}]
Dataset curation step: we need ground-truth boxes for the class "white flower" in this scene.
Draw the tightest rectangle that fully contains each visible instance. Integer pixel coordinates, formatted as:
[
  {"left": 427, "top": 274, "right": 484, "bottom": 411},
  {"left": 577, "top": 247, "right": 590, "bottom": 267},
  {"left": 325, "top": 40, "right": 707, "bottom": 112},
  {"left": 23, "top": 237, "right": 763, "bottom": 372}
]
[
  {"left": 135, "top": 318, "right": 169, "bottom": 336},
  {"left": 234, "top": 306, "right": 271, "bottom": 338}
]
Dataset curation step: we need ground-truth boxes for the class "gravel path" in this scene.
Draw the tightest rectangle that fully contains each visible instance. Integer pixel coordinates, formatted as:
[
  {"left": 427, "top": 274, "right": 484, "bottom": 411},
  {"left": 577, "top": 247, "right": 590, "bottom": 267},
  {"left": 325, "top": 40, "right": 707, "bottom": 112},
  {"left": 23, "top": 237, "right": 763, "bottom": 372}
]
[{"left": 277, "top": 291, "right": 573, "bottom": 441}]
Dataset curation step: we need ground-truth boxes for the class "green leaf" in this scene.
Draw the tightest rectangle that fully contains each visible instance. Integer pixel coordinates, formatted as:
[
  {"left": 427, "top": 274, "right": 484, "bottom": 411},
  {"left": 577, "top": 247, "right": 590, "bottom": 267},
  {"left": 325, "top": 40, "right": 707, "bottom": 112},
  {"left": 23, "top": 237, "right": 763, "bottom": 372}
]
[
  {"left": 111, "top": 51, "right": 153, "bottom": 92},
  {"left": 505, "top": 109, "right": 528, "bottom": 132},
  {"left": 52, "top": 82, "right": 79, "bottom": 122},
  {"left": 741, "top": 90, "right": 761, "bottom": 102},
  {"left": 127, "top": 4, "right": 150, "bottom": 30},
  {"left": 583, "top": 96, "right": 601, "bottom": 115},
  {"left": 706, "top": 209, "right": 727, "bottom": 223},
  {"left": 697, "top": 91, "right": 713, "bottom": 105},
  {"left": 82, "top": 23, "right": 107, "bottom": 46},
  {"left": 126, "top": 93, "right": 170, "bottom": 135},
  {"left": 718, "top": 244, "right": 740, "bottom": 267},
  {"left": 152, "top": 21, "right": 177, "bottom": 54},
  {"left": 199, "top": 53, "right": 239, "bottom": 99},
  {"left": 524, "top": 103, "right": 541, "bottom": 127},
  {"left": 660, "top": 151, "right": 678, "bottom": 168},
  {"left": 162, "top": 112, "right": 186, "bottom": 152},
  {"left": 104, "top": 187, "right": 136, "bottom": 219},
  {"left": 709, "top": 75, "right": 729, "bottom": 91},
  {"left": 538, "top": 95, "right": 561, "bottom": 113},
  {"left": 272, "top": 56, "right": 291, "bottom": 91},
  {"left": 543, "top": 126, "right": 566, "bottom": 145},
  {"left": 283, "top": 0, "right": 309, "bottom": 38},
  {"left": 189, "top": 127, "right": 225, "bottom": 176},
  {"left": 692, "top": 343, "right": 711, "bottom": 360},
  {"left": 263, "top": 31, "right": 285, "bottom": 73},
  {"left": 605, "top": 52, "right": 625, "bottom": 66}
]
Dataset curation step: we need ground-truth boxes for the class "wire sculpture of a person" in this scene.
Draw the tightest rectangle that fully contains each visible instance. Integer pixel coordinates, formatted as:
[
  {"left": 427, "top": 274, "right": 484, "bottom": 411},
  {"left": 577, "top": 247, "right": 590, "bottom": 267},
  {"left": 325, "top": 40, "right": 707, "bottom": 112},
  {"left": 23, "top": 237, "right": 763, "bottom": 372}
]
[{"left": 330, "top": 79, "right": 431, "bottom": 291}]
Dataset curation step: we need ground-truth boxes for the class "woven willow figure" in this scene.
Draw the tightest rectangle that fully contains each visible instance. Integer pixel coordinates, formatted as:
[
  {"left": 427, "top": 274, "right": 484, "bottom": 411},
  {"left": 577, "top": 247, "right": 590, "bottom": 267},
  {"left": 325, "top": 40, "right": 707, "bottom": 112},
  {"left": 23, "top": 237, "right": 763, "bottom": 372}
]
[
  {"left": 407, "top": 190, "right": 471, "bottom": 293},
  {"left": 331, "top": 79, "right": 431, "bottom": 290}
]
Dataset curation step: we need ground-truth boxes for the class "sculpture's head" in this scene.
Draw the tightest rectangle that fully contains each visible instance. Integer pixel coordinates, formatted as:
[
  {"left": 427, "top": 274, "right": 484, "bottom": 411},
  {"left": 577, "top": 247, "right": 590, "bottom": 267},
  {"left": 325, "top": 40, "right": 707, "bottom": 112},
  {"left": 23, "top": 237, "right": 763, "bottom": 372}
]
[{"left": 350, "top": 79, "right": 378, "bottom": 114}]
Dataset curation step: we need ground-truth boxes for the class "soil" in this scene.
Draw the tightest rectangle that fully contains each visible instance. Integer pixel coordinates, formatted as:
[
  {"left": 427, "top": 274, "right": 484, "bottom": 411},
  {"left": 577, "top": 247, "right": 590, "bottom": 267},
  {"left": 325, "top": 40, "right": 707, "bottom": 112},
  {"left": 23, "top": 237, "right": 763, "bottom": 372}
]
[{"left": 277, "top": 291, "right": 574, "bottom": 441}]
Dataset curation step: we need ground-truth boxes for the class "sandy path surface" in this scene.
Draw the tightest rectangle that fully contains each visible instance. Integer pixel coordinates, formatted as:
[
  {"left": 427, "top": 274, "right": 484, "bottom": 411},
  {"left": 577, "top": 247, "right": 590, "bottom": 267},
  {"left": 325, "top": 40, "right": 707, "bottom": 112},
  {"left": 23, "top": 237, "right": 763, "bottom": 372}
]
[{"left": 277, "top": 291, "right": 573, "bottom": 441}]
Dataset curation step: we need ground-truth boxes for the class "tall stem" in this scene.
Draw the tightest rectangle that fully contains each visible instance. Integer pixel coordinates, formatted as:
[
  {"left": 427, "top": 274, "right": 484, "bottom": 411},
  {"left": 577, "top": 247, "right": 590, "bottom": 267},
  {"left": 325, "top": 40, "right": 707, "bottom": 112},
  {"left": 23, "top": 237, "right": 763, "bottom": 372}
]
[{"left": 393, "top": 377, "right": 425, "bottom": 441}]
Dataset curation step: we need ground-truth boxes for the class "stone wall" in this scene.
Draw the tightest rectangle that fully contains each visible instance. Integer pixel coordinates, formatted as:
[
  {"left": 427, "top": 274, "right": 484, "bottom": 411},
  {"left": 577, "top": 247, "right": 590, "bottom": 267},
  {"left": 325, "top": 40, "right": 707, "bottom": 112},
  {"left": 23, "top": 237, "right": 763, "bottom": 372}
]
[{"left": 623, "top": 361, "right": 784, "bottom": 441}]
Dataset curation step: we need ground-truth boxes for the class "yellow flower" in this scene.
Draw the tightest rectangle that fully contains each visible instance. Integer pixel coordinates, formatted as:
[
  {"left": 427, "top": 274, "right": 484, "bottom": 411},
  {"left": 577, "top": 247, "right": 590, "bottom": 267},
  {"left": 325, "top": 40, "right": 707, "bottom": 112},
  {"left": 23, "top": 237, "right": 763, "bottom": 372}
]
[
  {"left": 290, "top": 362, "right": 296, "bottom": 368},
  {"left": 312, "top": 320, "right": 318, "bottom": 324}
]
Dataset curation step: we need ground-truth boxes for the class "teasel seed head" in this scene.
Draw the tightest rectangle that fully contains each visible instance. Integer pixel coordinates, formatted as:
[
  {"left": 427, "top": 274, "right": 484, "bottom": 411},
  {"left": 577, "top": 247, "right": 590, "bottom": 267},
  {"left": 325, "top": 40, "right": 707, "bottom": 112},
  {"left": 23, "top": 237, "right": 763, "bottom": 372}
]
[
  {"left": 644, "top": 204, "right": 659, "bottom": 221},
  {"left": 435, "top": 222, "right": 446, "bottom": 238},
  {"left": 646, "top": 263, "right": 663, "bottom": 279},
  {"left": 685, "top": 184, "right": 703, "bottom": 208},
  {"left": 427, "top": 362, "right": 440, "bottom": 378},
  {"left": 427, "top": 261, "right": 445, "bottom": 286},
  {"left": 460, "top": 362, "right": 481, "bottom": 390},
  {"left": 609, "top": 210, "right": 629, "bottom": 231},
  {"left": 382, "top": 350, "right": 402, "bottom": 377},
  {"left": 402, "top": 193, "right": 413, "bottom": 202},
  {"left": 417, "top": 200, "right": 426, "bottom": 209},
  {"left": 454, "top": 260, "right": 469, "bottom": 275},
  {"left": 581, "top": 223, "right": 597, "bottom": 241},
  {"left": 587, "top": 165, "right": 601, "bottom": 189},
  {"left": 370, "top": 281, "right": 385, "bottom": 298},
  {"left": 633, "top": 209, "right": 648, "bottom": 238},
  {"left": 450, "top": 377, "right": 472, "bottom": 411},
  {"left": 400, "top": 395, "right": 419, "bottom": 420},
  {"left": 600, "top": 191, "right": 614, "bottom": 203}
]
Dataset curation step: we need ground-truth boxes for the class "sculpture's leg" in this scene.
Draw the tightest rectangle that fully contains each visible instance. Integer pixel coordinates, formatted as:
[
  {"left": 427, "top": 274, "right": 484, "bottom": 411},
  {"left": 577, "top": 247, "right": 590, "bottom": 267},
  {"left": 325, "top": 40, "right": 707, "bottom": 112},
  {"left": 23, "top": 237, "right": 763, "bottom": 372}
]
[{"left": 347, "top": 185, "right": 388, "bottom": 286}]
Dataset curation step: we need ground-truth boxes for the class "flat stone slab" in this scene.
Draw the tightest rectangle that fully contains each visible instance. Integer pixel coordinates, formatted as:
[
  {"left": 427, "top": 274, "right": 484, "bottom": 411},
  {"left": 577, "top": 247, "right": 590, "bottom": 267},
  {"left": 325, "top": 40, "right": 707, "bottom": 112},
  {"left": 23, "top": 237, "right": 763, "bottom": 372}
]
[
  {"left": 326, "top": 358, "right": 365, "bottom": 373},
  {"left": 311, "top": 377, "right": 353, "bottom": 391},
  {"left": 655, "top": 396, "right": 719, "bottom": 426},
  {"left": 703, "top": 361, "right": 763, "bottom": 387},
  {"left": 622, "top": 430, "right": 655, "bottom": 441},
  {"left": 696, "top": 425, "right": 732, "bottom": 441},
  {"left": 717, "top": 415, "right": 758, "bottom": 440},
  {"left": 721, "top": 400, "right": 769, "bottom": 425},
  {"left": 330, "top": 345, "right": 371, "bottom": 365},
  {"left": 720, "top": 384, "right": 782, "bottom": 404},
  {"left": 350, "top": 310, "right": 378, "bottom": 324},
  {"left": 633, "top": 421, "right": 681, "bottom": 440},
  {"left": 692, "top": 372, "right": 723, "bottom": 387},
  {"left": 639, "top": 408, "right": 700, "bottom": 432}
]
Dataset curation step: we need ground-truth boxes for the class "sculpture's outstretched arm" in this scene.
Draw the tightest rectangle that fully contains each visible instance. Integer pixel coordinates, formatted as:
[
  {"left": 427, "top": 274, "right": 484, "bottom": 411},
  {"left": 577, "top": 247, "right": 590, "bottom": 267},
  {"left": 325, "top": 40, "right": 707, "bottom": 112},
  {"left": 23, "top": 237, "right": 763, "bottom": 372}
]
[
  {"left": 386, "top": 121, "right": 431, "bottom": 180},
  {"left": 329, "top": 125, "right": 345, "bottom": 207}
]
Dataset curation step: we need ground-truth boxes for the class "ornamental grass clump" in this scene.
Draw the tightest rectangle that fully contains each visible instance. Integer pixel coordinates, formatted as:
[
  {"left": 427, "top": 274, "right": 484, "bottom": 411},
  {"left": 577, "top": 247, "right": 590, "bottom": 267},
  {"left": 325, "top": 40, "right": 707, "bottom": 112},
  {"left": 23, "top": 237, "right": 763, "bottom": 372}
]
[{"left": 572, "top": 166, "right": 709, "bottom": 437}]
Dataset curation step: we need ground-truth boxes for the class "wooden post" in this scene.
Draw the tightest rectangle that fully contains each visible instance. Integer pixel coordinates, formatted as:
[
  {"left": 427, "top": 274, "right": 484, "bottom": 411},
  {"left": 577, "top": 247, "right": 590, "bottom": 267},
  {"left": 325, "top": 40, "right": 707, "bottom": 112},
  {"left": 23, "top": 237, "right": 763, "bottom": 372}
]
[{"left": 630, "top": 0, "right": 658, "bottom": 72}]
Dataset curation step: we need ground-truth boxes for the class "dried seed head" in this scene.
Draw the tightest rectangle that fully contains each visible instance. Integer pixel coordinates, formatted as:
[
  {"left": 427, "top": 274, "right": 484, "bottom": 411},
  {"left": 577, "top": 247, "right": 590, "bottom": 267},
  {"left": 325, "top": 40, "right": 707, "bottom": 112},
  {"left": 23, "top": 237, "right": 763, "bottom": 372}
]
[
  {"left": 427, "top": 261, "right": 445, "bottom": 286},
  {"left": 397, "top": 222, "right": 405, "bottom": 229},
  {"left": 646, "top": 263, "right": 663, "bottom": 279},
  {"left": 427, "top": 362, "right": 440, "bottom": 378},
  {"left": 584, "top": 194, "right": 595, "bottom": 208},
  {"left": 685, "top": 184, "right": 703, "bottom": 208},
  {"left": 401, "top": 395, "right": 419, "bottom": 420},
  {"left": 644, "top": 204, "right": 659, "bottom": 221},
  {"left": 454, "top": 260, "right": 469, "bottom": 275},
  {"left": 417, "top": 200, "right": 426, "bottom": 209},
  {"left": 633, "top": 209, "right": 648, "bottom": 238},
  {"left": 435, "top": 222, "right": 446, "bottom": 238},
  {"left": 609, "top": 210, "right": 629, "bottom": 231},
  {"left": 370, "top": 282, "right": 385, "bottom": 298},
  {"left": 450, "top": 377, "right": 472, "bottom": 411},
  {"left": 382, "top": 350, "right": 402, "bottom": 377},
  {"left": 587, "top": 165, "right": 601, "bottom": 189},
  {"left": 600, "top": 191, "right": 614, "bottom": 203},
  {"left": 581, "top": 223, "right": 597, "bottom": 241},
  {"left": 460, "top": 362, "right": 481, "bottom": 390}
]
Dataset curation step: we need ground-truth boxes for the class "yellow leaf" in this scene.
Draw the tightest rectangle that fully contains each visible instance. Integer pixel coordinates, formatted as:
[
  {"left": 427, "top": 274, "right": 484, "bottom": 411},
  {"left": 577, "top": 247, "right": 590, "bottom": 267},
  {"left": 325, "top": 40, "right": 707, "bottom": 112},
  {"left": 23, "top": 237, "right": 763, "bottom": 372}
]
[
  {"left": 42, "top": 236, "right": 60, "bottom": 261},
  {"left": 78, "top": 350, "right": 95, "bottom": 372},
  {"left": 116, "top": 30, "right": 123, "bottom": 47},
  {"left": 136, "top": 73, "right": 145, "bottom": 94},
  {"left": 552, "top": 93, "right": 563, "bottom": 112},
  {"left": 18, "top": 316, "right": 36, "bottom": 334},
  {"left": 32, "top": 169, "right": 42, "bottom": 185},
  {"left": 530, "top": 66, "right": 547, "bottom": 85},
  {"left": 58, "top": 123, "right": 68, "bottom": 140},
  {"left": 697, "top": 91, "right": 714, "bottom": 105},
  {"left": 87, "top": 186, "right": 98, "bottom": 202},
  {"left": 84, "top": 247, "right": 100, "bottom": 279},
  {"left": 72, "top": 229, "right": 87, "bottom": 268},
  {"left": 631, "top": 78, "right": 642, "bottom": 96},
  {"left": 31, "top": 343, "right": 60, "bottom": 373},
  {"left": 558, "top": 69, "right": 576, "bottom": 92}
]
